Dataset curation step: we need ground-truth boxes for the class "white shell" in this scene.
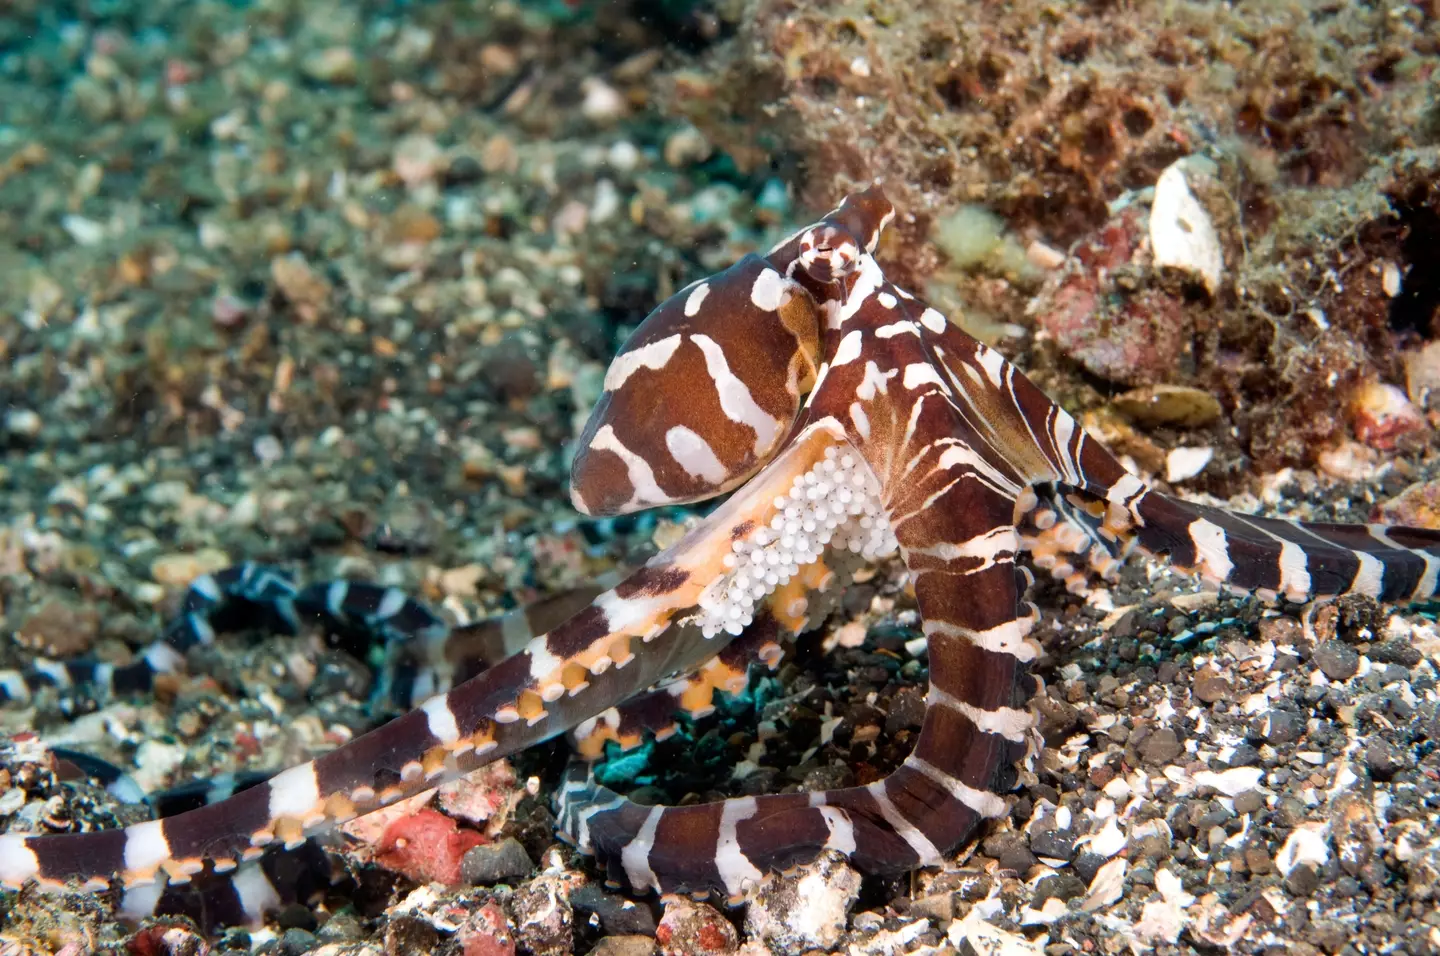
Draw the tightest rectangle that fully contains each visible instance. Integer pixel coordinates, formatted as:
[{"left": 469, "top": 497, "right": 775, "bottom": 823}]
[
  {"left": 1165, "top": 446, "right": 1213, "bottom": 483},
  {"left": 1150, "top": 161, "right": 1223, "bottom": 295}
]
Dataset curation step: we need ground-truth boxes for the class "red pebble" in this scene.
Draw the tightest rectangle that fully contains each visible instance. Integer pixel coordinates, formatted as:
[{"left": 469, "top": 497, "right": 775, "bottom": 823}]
[
  {"left": 457, "top": 901, "right": 516, "bottom": 956},
  {"left": 375, "top": 807, "right": 486, "bottom": 886}
]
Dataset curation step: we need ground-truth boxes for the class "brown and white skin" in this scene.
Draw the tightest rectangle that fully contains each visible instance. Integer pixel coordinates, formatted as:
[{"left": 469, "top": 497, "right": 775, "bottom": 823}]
[{"left": 4, "top": 186, "right": 1439, "bottom": 925}]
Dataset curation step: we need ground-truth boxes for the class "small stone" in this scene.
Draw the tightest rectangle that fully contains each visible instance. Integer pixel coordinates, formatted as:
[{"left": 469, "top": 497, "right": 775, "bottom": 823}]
[
  {"left": 1368, "top": 638, "right": 1422, "bottom": 667},
  {"left": 571, "top": 884, "right": 657, "bottom": 937},
  {"left": 1193, "top": 671, "right": 1233, "bottom": 704},
  {"left": 1245, "top": 847, "right": 1274, "bottom": 876},
  {"left": 1233, "top": 790, "right": 1265, "bottom": 815},
  {"left": 1033, "top": 873, "right": 1087, "bottom": 904},
  {"left": 656, "top": 898, "right": 737, "bottom": 955},
  {"left": 462, "top": 837, "right": 534, "bottom": 885},
  {"left": 744, "top": 851, "right": 860, "bottom": 955},
  {"left": 150, "top": 549, "right": 231, "bottom": 588},
  {"left": 1286, "top": 863, "right": 1320, "bottom": 896},
  {"left": 580, "top": 77, "right": 627, "bottom": 123},
  {"left": 1031, "top": 826, "right": 1078, "bottom": 862},
  {"left": 279, "top": 928, "right": 318, "bottom": 956},
  {"left": 1314, "top": 640, "right": 1360, "bottom": 681},
  {"left": 1139, "top": 727, "right": 1183, "bottom": 765},
  {"left": 984, "top": 833, "right": 1037, "bottom": 873},
  {"left": 1364, "top": 738, "right": 1404, "bottom": 779},
  {"left": 1253, "top": 708, "right": 1303, "bottom": 745},
  {"left": 5, "top": 408, "right": 42, "bottom": 437},
  {"left": 1072, "top": 851, "right": 1106, "bottom": 885},
  {"left": 1227, "top": 744, "right": 1261, "bottom": 768},
  {"left": 394, "top": 134, "right": 446, "bottom": 188},
  {"left": 663, "top": 126, "right": 712, "bottom": 167}
]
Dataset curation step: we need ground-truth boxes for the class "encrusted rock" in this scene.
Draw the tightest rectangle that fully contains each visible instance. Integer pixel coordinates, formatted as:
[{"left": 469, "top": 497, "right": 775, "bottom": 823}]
[
  {"left": 508, "top": 873, "right": 576, "bottom": 956},
  {"left": 655, "top": 897, "right": 738, "bottom": 956},
  {"left": 744, "top": 851, "right": 861, "bottom": 955},
  {"left": 462, "top": 837, "right": 535, "bottom": 886}
]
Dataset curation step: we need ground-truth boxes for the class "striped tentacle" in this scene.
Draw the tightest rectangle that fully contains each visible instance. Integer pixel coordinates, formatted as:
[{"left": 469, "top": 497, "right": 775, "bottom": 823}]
[
  {"left": 0, "top": 421, "right": 845, "bottom": 910},
  {"left": 0, "top": 564, "right": 296, "bottom": 706},
  {"left": 1120, "top": 494, "right": 1440, "bottom": 604},
  {"left": 566, "top": 543, "right": 861, "bottom": 761},
  {"left": 0, "top": 564, "right": 449, "bottom": 715},
  {"left": 571, "top": 612, "right": 786, "bottom": 760},
  {"left": 556, "top": 462, "right": 1032, "bottom": 899},
  {"left": 1018, "top": 487, "right": 1134, "bottom": 595}
]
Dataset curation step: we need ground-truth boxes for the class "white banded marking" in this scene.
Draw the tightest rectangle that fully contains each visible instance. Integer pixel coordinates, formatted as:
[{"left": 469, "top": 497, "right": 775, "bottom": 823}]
[
  {"left": 928, "top": 686, "right": 1032, "bottom": 742},
  {"left": 665, "top": 425, "right": 729, "bottom": 484},
  {"left": 684, "top": 282, "right": 710, "bottom": 317},
  {"left": 422, "top": 694, "right": 461, "bottom": 745},
  {"left": 588, "top": 424, "right": 671, "bottom": 509},
  {"left": 905, "top": 756, "right": 1008, "bottom": 817},
  {"left": 1349, "top": 551, "right": 1384, "bottom": 598},
  {"left": 620, "top": 805, "right": 664, "bottom": 894},
  {"left": 604, "top": 334, "right": 683, "bottom": 391},
  {"left": 0, "top": 835, "right": 39, "bottom": 887},
  {"left": 122, "top": 820, "right": 172, "bottom": 879},
  {"left": 924, "top": 613, "right": 1038, "bottom": 662},
  {"left": 866, "top": 781, "right": 941, "bottom": 864},
  {"left": 231, "top": 863, "right": 283, "bottom": 920},
  {"left": 715, "top": 797, "right": 765, "bottom": 897},
  {"left": 266, "top": 763, "right": 322, "bottom": 821},
  {"left": 1187, "top": 518, "right": 1234, "bottom": 583},
  {"left": 691, "top": 334, "right": 782, "bottom": 455}
]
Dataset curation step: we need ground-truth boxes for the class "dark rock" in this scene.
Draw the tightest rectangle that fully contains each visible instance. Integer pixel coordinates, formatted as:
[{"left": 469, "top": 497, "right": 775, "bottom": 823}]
[
  {"left": 462, "top": 836, "right": 535, "bottom": 885},
  {"left": 983, "top": 832, "right": 1038, "bottom": 874},
  {"left": 1254, "top": 708, "right": 1303, "bottom": 745},
  {"left": 1228, "top": 744, "right": 1262, "bottom": 768},
  {"left": 1314, "top": 640, "right": 1360, "bottom": 681},
  {"left": 1233, "top": 790, "right": 1265, "bottom": 815},
  {"left": 1034, "top": 873, "right": 1087, "bottom": 904},
  {"left": 1139, "top": 727, "right": 1183, "bottom": 765},
  {"left": 1072, "top": 851, "right": 1107, "bottom": 885},
  {"left": 1365, "top": 738, "right": 1404, "bottom": 779},
  {"left": 1368, "top": 639, "right": 1422, "bottom": 668},
  {"left": 1031, "top": 826, "right": 1078, "bottom": 862},
  {"left": 280, "top": 928, "right": 319, "bottom": 956},
  {"left": 572, "top": 884, "right": 658, "bottom": 937},
  {"left": 1193, "top": 672, "right": 1233, "bottom": 703},
  {"left": 1286, "top": 863, "right": 1321, "bottom": 897}
]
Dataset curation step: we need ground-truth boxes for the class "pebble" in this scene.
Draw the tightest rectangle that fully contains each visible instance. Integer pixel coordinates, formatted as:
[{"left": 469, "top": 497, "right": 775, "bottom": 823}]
[
  {"left": 587, "top": 938, "right": 658, "bottom": 956},
  {"left": 1139, "top": 727, "right": 1183, "bottom": 765},
  {"left": 1232, "top": 790, "right": 1264, "bottom": 815},
  {"left": 1364, "top": 738, "right": 1404, "bottom": 778},
  {"left": 571, "top": 884, "right": 657, "bottom": 937},
  {"left": 1253, "top": 708, "right": 1303, "bottom": 745},
  {"left": 655, "top": 898, "right": 738, "bottom": 955},
  {"left": 983, "top": 832, "right": 1038, "bottom": 873},
  {"left": 302, "top": 46, "right": 358, "bottom": 84},
  {"left": 461, "top": 837, "right": 534, "bottom": 885},
  {"left": 1031, "top": 825, "right": 1078, "bottom": 862},
  {"left": 5, "top": 408, "right": 42, "bottom": 437},
  {"left": 1192, "top": 671, "right": 1233, "bottom": 703},
  {"left": 744, "top": 851, "right": 860, "bottom": 955},
  {"left": 1314, "top": 640, "right": 1360, "bottom": 681}
]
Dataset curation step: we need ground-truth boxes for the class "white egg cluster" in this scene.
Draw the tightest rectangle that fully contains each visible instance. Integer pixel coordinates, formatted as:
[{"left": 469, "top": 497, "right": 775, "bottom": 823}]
[{"left": 698, "top": 446, "right": 899, "bottom": 638}]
